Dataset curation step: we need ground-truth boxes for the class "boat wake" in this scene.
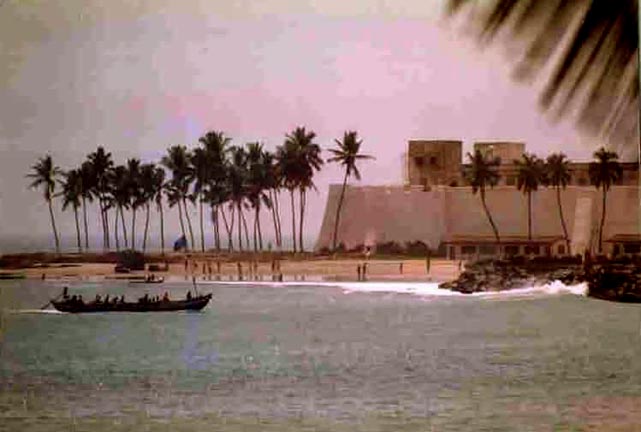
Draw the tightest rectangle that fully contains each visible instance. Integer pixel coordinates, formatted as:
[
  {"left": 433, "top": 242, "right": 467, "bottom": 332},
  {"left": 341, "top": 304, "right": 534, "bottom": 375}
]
[
  {"left": 8, "top": 309, "right": 66, "bottom": 314},
  {"left": 199, "top": 279, "right": 588, "bottom": 299}
]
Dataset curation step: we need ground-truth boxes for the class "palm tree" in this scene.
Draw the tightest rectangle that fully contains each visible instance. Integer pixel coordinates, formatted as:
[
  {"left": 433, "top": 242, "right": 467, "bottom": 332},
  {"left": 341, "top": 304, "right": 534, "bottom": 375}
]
[
  {"left": 59, "top": 169, "right": 84, "bottom": 253},
  {"left": 228, "top": 146, "right": 249, "bottom": 251},
  {"left": 86, "top": 147, "right": 114, "bottom": 251},
  {"left": 284, "top": 126, "right": 324, "bottom": 252},
  {"left": 263, "top": 151, "right": 283, "bottom": 250},
  {"left": 161, "top": 145, "right": 195, "bottom": 250},
  {"left": 152, "top": 166, "right": 166, "bottom": 255},
  {"left": 327, "top": 131, "right": 374, "bottom": 252},
  {"left": 139, "top": 164, "right": 156, "bottom": 254},
  {"left": 27, "top": 155, "right": 62, "bottom": 253},
  {"left": 545, "top": 153, "right": 572, "bottom": 254},
  {"left": 125, "top": 158, "right": 142, "bottom": 251},
  {"left": 463, "top": 149, "right": 502, "bottom": 245},
  {"left": 276, "top": 141, "right": 301, "bottom": 252},
  {"left": 246, "top": 142, "right": 272, "bottom": 251},
  {"left": 79, "top": 161, "right": 94, "bottom": 250},
  {"left": 446, "top": 0, "right": 638, "bottom": 153},
  {"left": 191, "top": 147, "right": 211, "bottom": 253},
  {"left": 109, "top": 165, "right": 130, "bottom": 250},
  {"left": 589, "top": 147, "right": 623, "bottom": 253},
  {"left": 515, "top": 153, "right": 546, "bottom": 241}
]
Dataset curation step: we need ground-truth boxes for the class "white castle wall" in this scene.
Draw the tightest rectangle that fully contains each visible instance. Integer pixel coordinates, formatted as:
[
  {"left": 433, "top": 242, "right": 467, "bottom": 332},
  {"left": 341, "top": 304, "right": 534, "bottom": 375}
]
[{"left": 315, "top": 184, "right": 640, "bottom": 252}]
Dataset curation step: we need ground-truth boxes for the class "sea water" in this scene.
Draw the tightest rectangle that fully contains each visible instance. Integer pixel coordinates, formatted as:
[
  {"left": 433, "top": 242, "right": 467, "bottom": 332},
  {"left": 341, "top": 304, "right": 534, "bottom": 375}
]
[{"left": 1, "top": 279, "right": 640, "bottom": 431}]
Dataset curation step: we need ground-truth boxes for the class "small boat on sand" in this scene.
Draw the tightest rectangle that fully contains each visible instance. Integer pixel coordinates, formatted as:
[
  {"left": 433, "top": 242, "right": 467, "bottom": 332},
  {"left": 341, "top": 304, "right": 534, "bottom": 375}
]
[
  {"left": 50, "top": 289, "right": 212, "bottom": 313},
  {"left": 129, "top": 275, "right": 165, "bottom": 284}
]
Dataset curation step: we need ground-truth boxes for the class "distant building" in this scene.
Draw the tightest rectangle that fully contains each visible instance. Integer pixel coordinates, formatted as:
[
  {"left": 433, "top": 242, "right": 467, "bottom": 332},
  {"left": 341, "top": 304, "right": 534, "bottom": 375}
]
[
  {"left": 315, "top": 139, "right": 640, "bottom": 256},
  {"left": 406, "top": 140, "right": 638, "bottom": 189}
]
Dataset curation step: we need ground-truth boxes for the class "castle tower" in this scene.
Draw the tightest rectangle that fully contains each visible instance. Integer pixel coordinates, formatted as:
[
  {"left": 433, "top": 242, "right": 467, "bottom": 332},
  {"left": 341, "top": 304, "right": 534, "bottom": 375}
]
[{"left": 407, "top": 140, "right": 463, "bottom": 189}]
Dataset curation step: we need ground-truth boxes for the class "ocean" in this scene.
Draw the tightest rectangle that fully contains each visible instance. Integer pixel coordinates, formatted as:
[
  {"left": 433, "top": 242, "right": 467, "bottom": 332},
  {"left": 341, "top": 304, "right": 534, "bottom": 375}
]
[{"left": 1, "top": 279, "right": 640, "bottom": 431}]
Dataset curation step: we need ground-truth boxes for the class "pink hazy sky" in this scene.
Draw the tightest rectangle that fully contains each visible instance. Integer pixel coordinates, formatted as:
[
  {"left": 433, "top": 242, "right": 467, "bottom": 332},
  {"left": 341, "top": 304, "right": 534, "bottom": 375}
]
[{"left": 0, "top": 0, "right": 595, "bottom": 250}]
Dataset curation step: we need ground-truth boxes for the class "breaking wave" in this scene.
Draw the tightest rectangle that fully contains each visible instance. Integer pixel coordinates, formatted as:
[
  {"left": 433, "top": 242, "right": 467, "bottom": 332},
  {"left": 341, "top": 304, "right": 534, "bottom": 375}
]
[{"left": 200, "top": 279, "right": 588, "bottom": 298}]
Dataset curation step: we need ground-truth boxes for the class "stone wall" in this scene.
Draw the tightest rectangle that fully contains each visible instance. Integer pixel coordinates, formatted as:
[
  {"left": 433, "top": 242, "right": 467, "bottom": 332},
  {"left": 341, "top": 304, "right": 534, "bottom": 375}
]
[{"left": 314, "top": 184, "right": 640, "bottom": 253}]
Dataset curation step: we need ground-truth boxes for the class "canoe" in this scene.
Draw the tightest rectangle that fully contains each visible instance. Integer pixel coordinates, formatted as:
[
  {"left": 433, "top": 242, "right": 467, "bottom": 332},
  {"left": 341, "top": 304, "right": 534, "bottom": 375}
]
[
  {"left": 0, "top": 273, "right": 26, "bottom": 280},
  {"left": 51, "top": 293, "right": 212, "bottom": 313},
  {"left": 130, "top": 276, "right": 165, "bottom": 284}
]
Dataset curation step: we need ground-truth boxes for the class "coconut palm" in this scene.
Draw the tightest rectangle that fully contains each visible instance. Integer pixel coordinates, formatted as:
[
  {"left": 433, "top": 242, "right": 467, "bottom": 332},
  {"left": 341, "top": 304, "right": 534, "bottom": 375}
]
[
  {"left": 86, "top": 147, "right": 114, "bottom": 251},
  {"left": 515, "top": 153, "right": 546, "bottom": 241},
  {"left": 545, "top": 153, "right": 572, "bottom": 254},
  {"left": 58, "top": 169, "right": 84, "bottom": 253},
  {"left": 284, "top": 126, "right": 324, "bottom": 252},
  {"left": 246, "top": 142, "right": 272, "bottom": 251},
  {"left": 138, "top": 164, "right": 157, "bottom": 253},
  {"left": 27, "top": 155, "right": 62, "bottom": 253},
  {"left": 125, "top": 158, "right": 143, "bottom": 250},
  {"left": 190, "top": 147, "right": 211, "bottom": 252},
  {"left": 109, "top": 165, "right": 130, "bottom": 250},
  {"left": 152, "top": 166, "right": 166, "bottom": 255},
  {"left": 162, "top": 145, "right": 195, "bottom": 250},
  {"left": 276, "top": 141, "right": 301, "bottom": 252},
  {"left": 446, "top": 0, "right": 638, "bottom": 153},
  {"left": 79, "top": 161, "right": 94, "bottom": 250},
  {"left": 263, "top": 151, "right": 283, "bottom": 250},
  {"left": 463, "top": 149, "right": 502, "bottom": 245},
  {"left": 228, "top": 146, "right": 249, "bottom": 251},
  {"left": 327, "top": 131, "right": 374, "bottom": 252},
  {"left": 589, "top": 147, "right": 623, "bottom": 253}
]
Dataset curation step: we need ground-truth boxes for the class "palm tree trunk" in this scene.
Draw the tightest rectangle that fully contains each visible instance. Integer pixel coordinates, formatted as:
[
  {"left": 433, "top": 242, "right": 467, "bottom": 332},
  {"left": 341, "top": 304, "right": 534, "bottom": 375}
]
[
  {"left": 253, "top": 210, "right": 258, "bottom": 252},
  {"left": 237, "top": 202, "right": 243, "bottom": 251},
  {"left": 256, "top": 204, "right": 263, "bottom": 250},
  {"left": 481, "top": 189, "right": 501, "bottom": 245},
  {"left": 598, "top": 187, "right": 607, "bottom": 253},
  {"left": 120, "top": 206, "right": 128, "bottom": 249},
  {"left": 269, "top": 190, "right": 280, "bottom": 249},
  {"left": 177, "top": 201, "right": 187, "bottom": 249},
  {"left": 289, "top": 189, "right": 297, "bottom": 253},
  {"left": 131, "top": 207, "right": 136, "bottom": 251},
  {"left": 143, "top": 203, "right": 150, "bottom": 253},
  {"left": 212, "top": 205, "right": 221, "bottom": 251},
  {"left": 241, "top": 209, "right": 250, "bottom": 249},
  {"left": 99, "top": 200, "right": 107, "bottom": 251},
  {"left": 47, "top": 198, "right": 60, "bottom": 253},
  {"left": 556, "top": 186, "right": 571, "bottom": 254},
  {"left": 82, "top": 196, "right": 89, "bottom": 250},
  {"left": 114, "top": 207, "right": 120, "bottom": 252},
  {"left": 104, "top": 202, "right": 110, "bottom": 250},
  {"left": 332, "top": 171, "right": 349, "bottom": 251},
  {"left": 199, "top": 199, "right": 205, "bottom": 253},
  {"left": 183, "top": 198, "right": 196, "bottom": 250},
  {"left": 221, "top": 205, "right": 234, "bottom": 251},
  {"left": 527, "top": 191, "right": 532, "bottom": 241},
  {"left": 298, "top": 188, "right": 306, "bottom": 253},
  {"left": 273, "top": 190, "right": 283, "bottom": 247},
  {"left": 73, "top": 205, "right": 82, "bottom": 253},
  {"left": 159, "top": 202, "right": 165, "bottom": 255}
]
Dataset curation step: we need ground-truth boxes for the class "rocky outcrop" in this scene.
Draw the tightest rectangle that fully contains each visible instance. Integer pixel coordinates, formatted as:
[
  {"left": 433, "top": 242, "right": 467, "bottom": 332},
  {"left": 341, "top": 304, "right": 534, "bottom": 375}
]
[{"left": 439, "top": 257, "right": 584, "bottom": 294}]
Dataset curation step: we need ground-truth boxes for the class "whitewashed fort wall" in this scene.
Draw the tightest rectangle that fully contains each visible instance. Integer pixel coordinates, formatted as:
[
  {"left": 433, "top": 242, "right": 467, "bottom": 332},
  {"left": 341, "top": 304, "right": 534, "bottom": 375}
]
[{"left": 314, "top": 185, "right": 640, "bottom": 252}]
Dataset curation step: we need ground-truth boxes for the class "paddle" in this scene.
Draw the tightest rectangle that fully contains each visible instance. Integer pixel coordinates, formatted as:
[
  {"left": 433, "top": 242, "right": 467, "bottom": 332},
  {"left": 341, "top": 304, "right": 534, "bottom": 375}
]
[{"left": 40, "top": 287, "right": 67, "bottom": 310}]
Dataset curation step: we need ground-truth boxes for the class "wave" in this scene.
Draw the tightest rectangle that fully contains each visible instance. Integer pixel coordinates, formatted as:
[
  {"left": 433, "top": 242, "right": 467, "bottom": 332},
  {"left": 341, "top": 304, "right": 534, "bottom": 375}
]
[
  {"left": 8, "top": 309, "right": 66, "bottom": 314},
  {"left": 198, "top": 279, "right": 588, "bottom": 298}
]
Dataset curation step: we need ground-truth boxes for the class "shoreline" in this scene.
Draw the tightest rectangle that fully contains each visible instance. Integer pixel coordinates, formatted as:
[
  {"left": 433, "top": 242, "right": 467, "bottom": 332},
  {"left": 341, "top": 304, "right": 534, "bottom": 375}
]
[{"left": 0, "top": 253, "right": 463, "bottom": 284}]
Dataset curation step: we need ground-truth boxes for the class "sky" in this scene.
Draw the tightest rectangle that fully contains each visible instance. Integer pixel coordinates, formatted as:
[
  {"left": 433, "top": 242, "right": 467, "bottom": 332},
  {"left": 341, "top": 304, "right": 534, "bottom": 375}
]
[{"left": 0, "top": 0, "right": 598, "bottom": 252}]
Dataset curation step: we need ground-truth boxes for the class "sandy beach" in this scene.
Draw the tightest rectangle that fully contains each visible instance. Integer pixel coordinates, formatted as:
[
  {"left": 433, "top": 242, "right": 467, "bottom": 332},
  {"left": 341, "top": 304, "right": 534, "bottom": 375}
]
[{"left": 4, "top": 255, "right": 462, "bottom": 283}]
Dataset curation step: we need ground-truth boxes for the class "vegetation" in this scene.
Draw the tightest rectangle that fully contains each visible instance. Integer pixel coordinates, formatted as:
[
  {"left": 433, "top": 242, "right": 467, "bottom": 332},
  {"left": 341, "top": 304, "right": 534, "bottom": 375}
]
[
  {"left": 463, "top": 149, "right": 502, "bottom": 244},
  {"left": 514, "top": 153, "right": 546, "bottom": 240},
  {"left": 327, "top": 131, "right": 374, "bottom": 252},
  {"left": 589, "top": 147, "right": 622, "bottom": 253},
  {"left": 545, "top": 153, "right": 572, "bottom": 254},
  {"left": 446, "top": 0, "right": 638, "bottom": 153},
  {"left": 27, "top": 127, "right": 351, "bottom": 255}
]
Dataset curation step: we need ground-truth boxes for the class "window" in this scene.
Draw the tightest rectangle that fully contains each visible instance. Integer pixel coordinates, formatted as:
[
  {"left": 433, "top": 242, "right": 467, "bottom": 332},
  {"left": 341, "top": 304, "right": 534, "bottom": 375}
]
[
  {"left": 449, "top": 180, "right": 459, "bottom": 187},
  {"left": 557, "top": 244, "right": 566, "bottom": 255},
  {"left": 545, "top": 246, "right": 551, "bottom": 256},
  {"left": 461, "top": 245, "right": 477, "bottom": 255},
  {"left": 578, "top": 177, "right": 588, "bottom": 186},
  {"left": 415, "top": 157, "right": 424, "bottom": 167},
  {"left": 479, "top": 245, "right": 497, "bottom": 255},
  {"left": 524, "top": 245, "right": 540, "bottom": 255},
  {"left": 623, "top": 244, "right": 641, "bottom": 254},
  {"left": 505, "top": 245, "right": 519, "bottom": 256},
  {"left": 430, "top": 156, "right": 438, "bottom": 166}
]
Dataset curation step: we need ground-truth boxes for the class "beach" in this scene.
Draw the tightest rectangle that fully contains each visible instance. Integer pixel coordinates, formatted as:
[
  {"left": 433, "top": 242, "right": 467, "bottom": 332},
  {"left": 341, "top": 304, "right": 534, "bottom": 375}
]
[{"left": 3, "top": 255, "right": 462, "bottom": 284}]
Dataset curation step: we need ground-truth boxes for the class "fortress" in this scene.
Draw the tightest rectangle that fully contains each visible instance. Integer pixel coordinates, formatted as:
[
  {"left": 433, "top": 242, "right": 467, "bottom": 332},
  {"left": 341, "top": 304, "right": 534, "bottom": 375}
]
[{"left": 315, "top": 140, "right": 641, "bottom": 258}]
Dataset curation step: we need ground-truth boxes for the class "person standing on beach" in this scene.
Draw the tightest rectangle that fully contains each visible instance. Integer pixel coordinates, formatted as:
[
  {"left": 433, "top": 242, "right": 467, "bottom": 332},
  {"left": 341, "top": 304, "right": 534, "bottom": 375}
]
[
  {"left": 357, "top": 264, "right": 362, "bottom": 281},
  {"left": 426, "top": 249, "right": 431, "bottom": 273}
]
